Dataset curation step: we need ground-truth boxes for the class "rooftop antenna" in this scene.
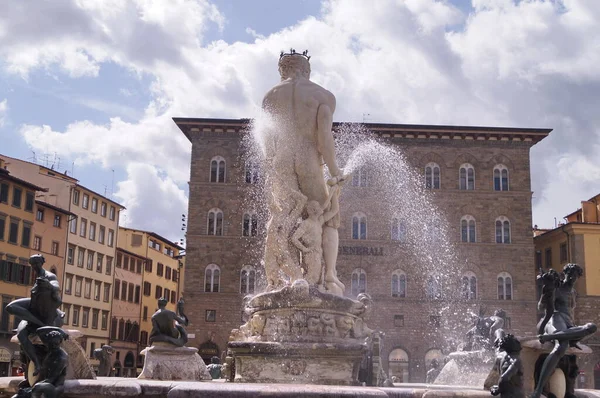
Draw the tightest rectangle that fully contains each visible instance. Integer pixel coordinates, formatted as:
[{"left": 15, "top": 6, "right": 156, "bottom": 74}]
[
  {"left": 71, "top": 161, "right": 75, "bottom": 178},
  {"left": 111, "top": 169, "right": 115, "bottom": 198}
]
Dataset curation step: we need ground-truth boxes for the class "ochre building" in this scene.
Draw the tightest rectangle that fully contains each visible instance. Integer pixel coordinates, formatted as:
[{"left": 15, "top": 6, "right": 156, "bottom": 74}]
[{"left": 176, "top": 118, "right": 550, "bottom": 382}]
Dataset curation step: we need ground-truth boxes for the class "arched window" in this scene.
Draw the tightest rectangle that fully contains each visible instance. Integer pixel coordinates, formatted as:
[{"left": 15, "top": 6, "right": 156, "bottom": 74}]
[
  {"left": 205, "top": 264, "right": 220, "bottom": 293},
  {"left": 130, "top": 322, "right": 139, "bottom": 342},
  {"left": 352, "top": 212, "right": 367, "bottom": 240},
  {"left": 352, "top": 167, "right": 368, "bottom": 187},
  {"left": 459, "top": 163, "right": 475, "bottom": 190},
  {"left": 243, "top": 212, "right": 258, "bottom": 237},
  {"left": 460, "top": 215, "right": 476, "bottom": 243},
  {"left": 118, "top": 318, "right": 125, "bottom": 341},
  {"left": 424, "top": 348, "right": 444, "bottom": 370},
  {"left": 495, "top": 216, "right": 511, "bottom": 244},
  {"left": 391, "top": 270, "right": 407, "bottom": 298},
  {"left": 391, "top": 218, "right": 407, "bottom": 242},
  {"left": 124, "top": 320, "right": 132, "bottom": 341},
  {"left": 461, "top": 272, "right": 477, "bottom": 300},
  {"left": 493, "top": 164, "right": 509, "bottom": 191},
  {"left": 351, "top": 268, "right": 367, "bottom": 296},
  {"left": 207, "top": 208, "right": 224, "bottom": 236},
  {"left": 240, "top": 265, "right": 256, "bottom": 294},
  {"left": 388, "top": 348, "right": 409, "bottom": 382},
  {"left": 210, "top": 156, "right": 226, "bottom": 183},
  {"left": 245, "top": 160, "right": 259, "bottom": 184},
  {"left": 425, "top": 162, "right": 441, "bottom": 189},
  {"left": 497, "top": 272, "right": 513, "bottom": 300},
  {"left": 426, "top": 275, "right": 442, "bottom": 299}
]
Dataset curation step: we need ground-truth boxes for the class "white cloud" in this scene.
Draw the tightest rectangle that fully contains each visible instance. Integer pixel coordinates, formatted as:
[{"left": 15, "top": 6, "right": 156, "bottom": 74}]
[
  {"left": 2, "top": 0, "right": 600, "bottom": 229},
  {"left": 0, "top": 99, "right": 7, "bottom": 128}
]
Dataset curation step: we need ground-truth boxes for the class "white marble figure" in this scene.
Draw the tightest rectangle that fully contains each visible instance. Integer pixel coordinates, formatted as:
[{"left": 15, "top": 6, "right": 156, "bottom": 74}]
[{"left": 261, "top": 50, "right": 345, "bottom": 295}]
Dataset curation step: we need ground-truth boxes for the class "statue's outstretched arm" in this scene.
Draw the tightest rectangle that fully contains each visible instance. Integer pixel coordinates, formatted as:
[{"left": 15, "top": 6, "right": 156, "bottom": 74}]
[
  {"left": 316, "top": 100, "right": 340, "bottom": 177},
  {"left": 322, "top": 186, "right": 340, "bottom": 223},
  {"left": 291, "top": 224, "right": 310, "bottom": 253}
]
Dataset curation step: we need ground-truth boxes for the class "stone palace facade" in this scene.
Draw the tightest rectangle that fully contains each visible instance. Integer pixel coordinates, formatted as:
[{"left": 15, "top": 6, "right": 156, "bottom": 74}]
[{"left": 175, "top": 117, "right": 550, "bottom": 382}]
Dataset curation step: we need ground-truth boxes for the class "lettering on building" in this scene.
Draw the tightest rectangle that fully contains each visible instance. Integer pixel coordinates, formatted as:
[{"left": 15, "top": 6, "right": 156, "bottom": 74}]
[{"left": 338, "top": 246, "right": 384, "bottom": 256}]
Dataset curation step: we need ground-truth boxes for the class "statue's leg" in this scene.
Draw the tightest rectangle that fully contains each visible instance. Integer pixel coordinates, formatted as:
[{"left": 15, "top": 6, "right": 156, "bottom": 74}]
[
  {"left": 304, "top": 251, "right": 322, "bottom": 285},
  {"left": 531, "top": 340, "right": 569, "bottom": 398},
  {"left": 539, "top": 323, "right": 597, "bottom": 343},
  {"left": 322, "top": 226, "right": 344, "bottom": 294},
  {"left": 16, "top": 328, "right": 41, "bottom": 375},
  {"left": 5, "top": 299, "right": 45, "bottom": 327},
  {"left": 175, "top": 325, "right": 188, "bottom": 346}
]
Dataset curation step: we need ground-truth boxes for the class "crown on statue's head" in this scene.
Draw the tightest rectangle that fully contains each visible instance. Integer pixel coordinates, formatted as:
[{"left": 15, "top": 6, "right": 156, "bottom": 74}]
[{"left": 279, "top": 48, "right": 310, "bottom": 60}]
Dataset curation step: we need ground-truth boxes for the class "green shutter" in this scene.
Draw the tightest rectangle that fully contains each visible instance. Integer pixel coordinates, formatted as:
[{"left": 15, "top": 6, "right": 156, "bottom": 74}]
[
  {"left": 23, "top": 266, "right": 31, "bottom": 285},
  {"left": 0, "top": 261, "right": 6, "bottom": 281}
]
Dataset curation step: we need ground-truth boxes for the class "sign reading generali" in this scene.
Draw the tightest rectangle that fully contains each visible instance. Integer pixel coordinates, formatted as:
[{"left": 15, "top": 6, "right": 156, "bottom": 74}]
[{"left": 338, "top": 246, "right": 384, "bottom": 256}]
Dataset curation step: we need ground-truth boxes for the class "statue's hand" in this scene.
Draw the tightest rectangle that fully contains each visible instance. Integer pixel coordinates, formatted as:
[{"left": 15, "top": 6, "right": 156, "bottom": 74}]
[{"left": 490, "top": 385, "right": 500, "bottom": 396}]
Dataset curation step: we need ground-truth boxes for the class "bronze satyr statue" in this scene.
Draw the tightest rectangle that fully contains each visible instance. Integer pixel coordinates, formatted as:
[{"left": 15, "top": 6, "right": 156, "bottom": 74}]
[
  {"left": 532, "top": 264, "right": 597, "bottom": 398},
  {"left": 489, "top": 334, "right": 524, "bottom": 398},
  {"left": 149, "top": 297, "right": 188, "bottom": 347},
  {"left": 12, "top": 327, "right": 69, "bottom": 398},
  {"left": 6, "top": 255, "right": 64, "bottom": 380},
  {"left": 93, "top": 345, "right": 114, "bottom": 377}
]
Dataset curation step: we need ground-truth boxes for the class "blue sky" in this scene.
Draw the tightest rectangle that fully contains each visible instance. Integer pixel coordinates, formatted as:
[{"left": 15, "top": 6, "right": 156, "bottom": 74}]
[{"left": 1, "top": 0, "right": 600, "bottom": 241}]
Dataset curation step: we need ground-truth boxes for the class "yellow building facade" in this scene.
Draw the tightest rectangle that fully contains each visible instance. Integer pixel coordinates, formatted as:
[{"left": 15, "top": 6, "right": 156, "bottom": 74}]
[
  {"left": 117, "top": 227, "right": 183, "bottom": 350},
  {"left": 0, "top": 160, "right": 47, "bottom": 376},
  {"left": 533, "top": 193, "right": 600, "bottom": 388}
]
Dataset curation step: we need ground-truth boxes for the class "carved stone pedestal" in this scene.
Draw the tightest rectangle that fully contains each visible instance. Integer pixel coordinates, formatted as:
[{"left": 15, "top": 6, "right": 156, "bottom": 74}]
[
  {"left": 228, "top": 341, "right": 365, "bottom": 385},
  {"left": 138, "top": 343, "right": 211, "bottom": 381}
]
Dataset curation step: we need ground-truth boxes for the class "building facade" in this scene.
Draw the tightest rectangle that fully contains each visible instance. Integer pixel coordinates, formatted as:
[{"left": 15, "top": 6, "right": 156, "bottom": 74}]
[
  {"left": 0, "top": 160, "right": 47, "bottom": 376},
  {"left": 176, "top": 118, "right": 550, "bottom": 382},
  {"left": 533, "top": 193, "right": 600, "bottom": 389},
  {"left": 1, "top": 155, "right": 124, "bottom": 369}
]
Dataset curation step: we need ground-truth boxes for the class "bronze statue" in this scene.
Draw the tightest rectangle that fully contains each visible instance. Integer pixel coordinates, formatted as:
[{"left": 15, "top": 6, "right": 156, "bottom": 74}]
[
  {"left": 149, "top": 297, "right": 188, "bottom": 347},
  {"left": 93, "top": 345, "right": 114, "bottom": 377},
  {"left": 464, "top": 308, "right": 506, "bottom": 351},
  {"left": 425, "top": 358, "right": 441, "bottom": 383},
  {"left": 12, "top": 327, "right": 69, "bottom": 398},
  {"left": 489, "top": 334, "right": 524, "bottom": 398},
  {"left": 6, "top": 255, "right": 64, "bottom": 379},
  {"left": 532, "top": 264, "right": 597, "bottom": 398}
]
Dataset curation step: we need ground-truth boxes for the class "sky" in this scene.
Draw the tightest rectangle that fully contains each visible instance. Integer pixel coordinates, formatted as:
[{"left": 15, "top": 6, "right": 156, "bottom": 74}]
[{"left": 1, "top": 0, "right": 600, "bottom": 243}]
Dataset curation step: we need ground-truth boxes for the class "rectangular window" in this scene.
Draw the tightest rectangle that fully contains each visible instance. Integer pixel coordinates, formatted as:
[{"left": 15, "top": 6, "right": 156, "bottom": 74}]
[
  {"left": 53, "top": 214, "right": 61, "bottom": 227},
  {"left": 145, "top": 259, "right": 153, "bottom": 273},
  {"left": 75, "top": 277, "right": 82, "bottom": 296},
  {"left": 33, "top": 236, "right": 42, "bottom": 250},
  {"left": 128, "top": 283, "right": 134, "bottom": 303},
  {"left": 121, "top": 281, "right": 128, "bottom": 301},
  {"left": 143, "top": 306, "right": 148, "bottom": 321},
  {"left": 82, "top": 307, "right": 89, "bottom": 328},
  {"left": 51, "top": 241, "right": 59, "bottom": 255},
  {"left": 131, "top": 234, "right": 142, "bottom": 246},
  {"left": 80, "top": 218, "right": 87, "bottom": 237},
  {"left": 91, "top": 198, "right": 98, "bottom": 213},
  {"left": 101, "top": 202, "right": 107, "bottom": 217},
  {"left": 101, "top": 310, "right": 108, "bottom": 330},
  {"left": 89, "top": 222, "right": 96, "bottom": 241},
  {"left": 394, "top": 315, "right": 404, "bottom": 327},
  {"left": 108, "top": 229, "right": 114, "bottom": 247},
  {"left": 98, "top": 226, "right": 105, "bottom": 244},
  {"left": 123, "top": 255, "right": 129, "bottom": 271},
  {"left": 12, "top": 187, "right": 22, "bottom": 208},
  {"left": 84, "top": 279, "right": 92, "bottom": 299},
  {"left": 545, "top": 248, "right": 552, "bottom": 268},
  {"left": 70, "top": 217, "right": 77, "bottom": 234},
  {"left": 96, "top": 254, "right": 103, "bottom": 273},
  {"left": 155, "top": 285, "right": 162, "bottom": 299},
  {"left": 21, "top": 222, "right": 32, "bottom": 247},
  {"left": 87, "top": 251, "right": 94, "bottom": 270},
  {"left": 72, "top": 306, "right": 80, "bottom": 326},
  {"left": 103, "top": 283, "right": 110, "bottom": 302},
  {"left": 82, "top": 194, "right": 89, "bottom": 209},
  {"left": 94, "top": 281, "right": 101, "bottom": 301},
  {"left": 72, "top": 190, "right": 80, "bottom": 206},
  {"left": 560, "top": 243, "right": 568, "bottom": 263},
  {"left": 114, "top": 280, "right": 120, "bottom": 299},
  {"left": 0, "top": 216, "right": 5, "bottom": 241},
  {"left": 205, "top": 310, "right": 216, "bottom": 322},
  {"left": 77, "top": 248, "right": 85, "bottom": 267},
  {"left": 36, "top": 208, "right": 44, "bottom": 221},
  {"left": 8, "top": 219, "right": 18, "bottom": 244},
  {"left": 65, "top": 274, "right": 73, "bottom": 294},
  {"left": 89, "top": 342, "right": 96, "bottom": 358},
  {"left": 1, "top": 299, "right": 9, "bottom": 330},
  {"left": 157, "top": 262, "right": 164, "bottom": 277},
  {"left": 109, "top": 206, "right": 116, "bottom": 221},
  {"left": 25, "top": 192, "right": 34, "bottom": 211},
  {"left": 136, "top": 259, "right": 142, "bottom": 274},
  {"left": 106, "top": 256, "right": 113, "bottom": 275},
  {"left": 165, "top": 267, "right": 172, "bottom": 280},
  {"left": 116, "top": 253, "right": 122, "bottom": 268},
  {"left": 134, "top": 285, "right": 140, "bottom": 304},
  {"left": 535, "top": 251, "right": 542, "bottom": 269},
  {"left": 63, "top": 304, "right": 71, "bottom": 325},
  {"left": 172, "top": 270, "right": 178, "bottom": 282},
  {"left": 0, "top": 183, "right": 9, "bottom": 203},
  {"left": 92, "top": 309, "right": 99, "bottom": 329},
  {"left": 143, "top": 281, "right": 151, "bottom": 296}
]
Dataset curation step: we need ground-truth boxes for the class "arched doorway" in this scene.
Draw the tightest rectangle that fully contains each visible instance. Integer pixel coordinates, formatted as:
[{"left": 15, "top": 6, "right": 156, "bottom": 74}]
[
  {"left": 388, "top": 348, "right": 409, "bottom": 382},
  {"left": 124, "top": 352, "right": 135, "bottom": 378},
  {"left": 424, "top": 348, "right": 444, "bottom": 369},
  {"left": 594, "top": 361, "right": 600, "bottom": 389}
]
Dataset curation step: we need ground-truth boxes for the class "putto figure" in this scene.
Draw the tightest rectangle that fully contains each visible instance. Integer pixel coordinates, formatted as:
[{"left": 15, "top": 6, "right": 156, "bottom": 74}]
[
  {"left": 6, "top": 255, "right": 64, "bottom": 379},
  {"left": 489, "top": 334, "right": 524, "bottom": 398},
  {"left": 261, "top": 49, "right": 346, "bottom": 295},
  {"left": 149, "top": 297, "right": 189, "bottom": 347},
  {"left": 532, "top": 264, "right": 597, "bottom": 398},
  {"left": 93, "top": 345, "right": 115, "bottom": 377}
]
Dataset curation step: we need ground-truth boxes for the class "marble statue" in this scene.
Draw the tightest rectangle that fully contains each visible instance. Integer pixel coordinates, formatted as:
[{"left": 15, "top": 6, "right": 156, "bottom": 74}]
[
  {"left": 531, "top": 264, "right": 597, "bottom": 398},
  {"left": 6, "top": 255, "right": 64, "bottom": 380},
  {"left": 261, "top": 49, "right": 346, "bottom": 295},
  {"left": 12, "top": 327, "right": 69, "bottom": 398},
  {"left": 149, "top": 297, "right": 188, "bottom": 347},
  {"left": 489, "top": 334, "right": 524, "bottom": 398},
  {"left": 93, "top": 345, "right": 114, "bottom": 377}
]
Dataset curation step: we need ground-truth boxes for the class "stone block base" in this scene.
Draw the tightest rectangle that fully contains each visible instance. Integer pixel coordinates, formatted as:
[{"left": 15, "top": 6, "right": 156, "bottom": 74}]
[
  {"left": 138, "top": 343, "right": 211, "bottom": 381},
  {"left": 228, "top": 341, "right": 365, "bottom": 385}
]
